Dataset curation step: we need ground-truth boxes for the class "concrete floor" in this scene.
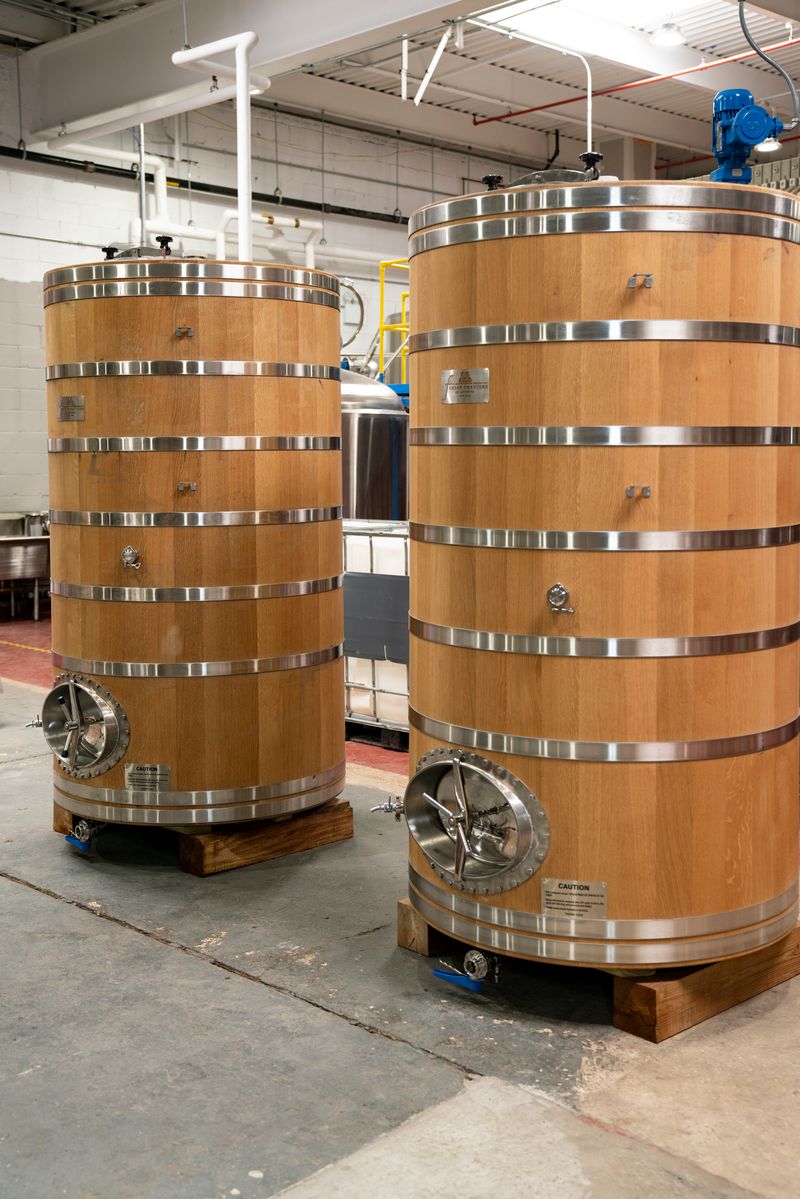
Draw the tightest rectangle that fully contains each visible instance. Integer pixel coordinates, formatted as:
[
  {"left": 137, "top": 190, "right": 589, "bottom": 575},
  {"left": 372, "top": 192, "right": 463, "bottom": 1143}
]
[{"left": 1, "top": 677, "right": 798, "bottom": 1199}]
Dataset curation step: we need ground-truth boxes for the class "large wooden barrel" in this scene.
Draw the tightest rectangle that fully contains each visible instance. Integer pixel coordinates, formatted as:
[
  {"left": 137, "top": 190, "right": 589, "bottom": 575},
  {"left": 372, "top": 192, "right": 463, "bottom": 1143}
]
[
  {"left": 405, "top": 180, "right": 800, "bottom": 967},
  {"left": 42, "top": 258, "right": 344, "bottom": 825}
]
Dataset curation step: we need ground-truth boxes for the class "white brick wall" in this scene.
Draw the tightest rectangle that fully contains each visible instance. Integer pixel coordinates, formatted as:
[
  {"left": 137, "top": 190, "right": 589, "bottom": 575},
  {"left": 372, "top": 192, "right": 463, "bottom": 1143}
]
[{"left": 0, "top": 54, "right": 515, "bottom": 512}]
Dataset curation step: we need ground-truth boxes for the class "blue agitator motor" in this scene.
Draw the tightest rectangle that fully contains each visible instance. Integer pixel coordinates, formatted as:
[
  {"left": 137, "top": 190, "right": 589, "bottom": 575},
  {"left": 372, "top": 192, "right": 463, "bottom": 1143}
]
[{"left": 710, "top": 88, "right": 783, "bottom": 183}]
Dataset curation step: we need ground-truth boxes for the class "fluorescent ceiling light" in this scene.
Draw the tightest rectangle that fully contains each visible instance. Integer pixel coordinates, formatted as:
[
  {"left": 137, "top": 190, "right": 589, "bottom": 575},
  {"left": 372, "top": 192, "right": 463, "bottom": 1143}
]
[
  {"left": 650, "top": 21, "right": 687, "bottom": 46},
  {"left": 755, "top": 136, "right": 781, "bottom": 152}
]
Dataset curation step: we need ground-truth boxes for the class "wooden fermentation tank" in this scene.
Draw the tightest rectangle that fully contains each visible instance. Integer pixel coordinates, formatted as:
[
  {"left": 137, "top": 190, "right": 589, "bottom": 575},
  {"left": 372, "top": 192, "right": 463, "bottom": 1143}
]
[
  {"left": 41, "top": 258, "right": 344, "bottom": 825},
  {"left": 404, "top": 180, "right": 800, "bottom": 967}
]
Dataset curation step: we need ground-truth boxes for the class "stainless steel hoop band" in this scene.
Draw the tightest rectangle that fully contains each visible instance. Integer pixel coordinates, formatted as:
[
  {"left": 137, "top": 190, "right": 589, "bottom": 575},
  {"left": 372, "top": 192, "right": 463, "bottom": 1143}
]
[
  {"left": 409, "top": 321, "right": 800, "bottom": 353},
  {"left": 46, "top": 361, "right": 340, "bottom": 380},
  {"left": 50, "top": 506, "right": 342, "bottom": 527},
  {"left": 409, "top": 616, "right": 800, "bottom": 659},
  {"left": 410, "top": 521, "right": 800, "bottom": 552},
  {"left": 52, "top": 643, "right": 343, "bottom": 678},
  {"left": 409, "top": 865, "right": 799, "bottom": 942},
  {"left": 408, "top": 886, "right": 799, "bottom": 966},
  {"left": 48, "top": 435, "right": 341, "bottom": 453},
  {"left": 44, "top": 262, "right": 339, "bottom": 290},
  {"left": 408, "top": 183, "right": 800, "bottom": 233},
  {"left": 53, "top": 759, "right": 346, "bottom": 819},
  {"left": 408, "top": 707, "right": 800, "bottom": 762},
  {"left": 408, "top": 210, "right": 800, "bottom": 256},
  {"left": 43, "top": 281, "right": 340, "bottom": 307},
  {"left": 49, "top": 574, "right": 343, "bottom": 603},
  {"left": 410, "top": 425, "right": 800, "bottom": 447}
]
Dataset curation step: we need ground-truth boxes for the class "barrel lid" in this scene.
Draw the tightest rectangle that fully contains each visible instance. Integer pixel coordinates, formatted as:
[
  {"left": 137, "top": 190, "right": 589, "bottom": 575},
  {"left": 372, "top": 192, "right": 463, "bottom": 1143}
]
[
  {"left": 43, "top": 259, "right": 339, "bottom": 293},
  {"left": 408, "top": 179, "right": 800, "bottom": 236}
]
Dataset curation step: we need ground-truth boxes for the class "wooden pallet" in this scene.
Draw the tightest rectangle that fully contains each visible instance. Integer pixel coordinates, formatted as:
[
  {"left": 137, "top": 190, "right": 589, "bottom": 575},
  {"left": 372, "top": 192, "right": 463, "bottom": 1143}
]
[
  {"left": 53, "top": 799, "right": 354, "bottom": 877},
  {"left": 397, "top": 898, "right": 800, "bottom": 1043}
]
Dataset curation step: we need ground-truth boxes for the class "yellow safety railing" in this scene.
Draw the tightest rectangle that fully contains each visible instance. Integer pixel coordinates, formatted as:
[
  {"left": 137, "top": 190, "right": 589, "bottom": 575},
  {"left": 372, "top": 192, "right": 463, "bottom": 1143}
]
[{"left": 378, "top": 258, "right": 410, "bottom": 384}]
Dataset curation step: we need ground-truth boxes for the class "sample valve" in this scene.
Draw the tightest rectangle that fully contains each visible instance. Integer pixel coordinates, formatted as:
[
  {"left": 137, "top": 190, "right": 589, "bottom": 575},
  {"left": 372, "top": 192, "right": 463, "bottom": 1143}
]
[{"left": 710, "top": 88, "right": 783, "bottom": 183}]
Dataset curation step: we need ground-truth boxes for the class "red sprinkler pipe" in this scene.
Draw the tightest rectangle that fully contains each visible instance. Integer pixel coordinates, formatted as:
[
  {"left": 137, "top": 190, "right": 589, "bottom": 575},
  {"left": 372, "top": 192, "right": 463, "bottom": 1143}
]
[{"left": 472, "top": 34, "right": 800, "bottom": 127}]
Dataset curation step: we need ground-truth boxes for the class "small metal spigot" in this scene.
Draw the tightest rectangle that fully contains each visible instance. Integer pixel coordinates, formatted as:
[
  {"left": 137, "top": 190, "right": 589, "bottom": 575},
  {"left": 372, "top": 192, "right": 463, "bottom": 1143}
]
[
  {"left": 482, "top": 174, "right": 504, "bottom": 191},
  {"left": 121, "top": 545, "right": 142, "bottom": 570},
  {"left": 370, "top": 795, "right": 404, "bottom": 820},
  {"left": 25, "top": 715, "right": 42, "bottom": 729}
]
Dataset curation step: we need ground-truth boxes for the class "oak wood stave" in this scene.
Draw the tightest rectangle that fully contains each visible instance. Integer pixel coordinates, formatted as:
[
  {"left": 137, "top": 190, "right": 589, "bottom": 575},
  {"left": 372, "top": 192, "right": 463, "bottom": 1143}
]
[
  {"left": 410, "top": 541, "right": 800, "bottom": 639},
  {"left": 52, "top": 659, "right": 345, "bottom": 793},
  {"left": 47, "top": 378, "right": 341, "bottom": 439},
  {"left": 409, "top": 730, "right": 799, "bottom": 922},
  {"left": 51, "top": 591, "right": 343, "bottom": 662}
]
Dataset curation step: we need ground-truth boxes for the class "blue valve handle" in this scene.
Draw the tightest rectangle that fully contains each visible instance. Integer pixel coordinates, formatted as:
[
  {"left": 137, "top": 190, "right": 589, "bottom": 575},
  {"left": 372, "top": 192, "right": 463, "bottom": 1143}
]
[
  {"left": 432, "top": 967, "right": 485, "bottom": 993},
  {"left": 64, "top": 834, "right": 93, "bottom": 853}
]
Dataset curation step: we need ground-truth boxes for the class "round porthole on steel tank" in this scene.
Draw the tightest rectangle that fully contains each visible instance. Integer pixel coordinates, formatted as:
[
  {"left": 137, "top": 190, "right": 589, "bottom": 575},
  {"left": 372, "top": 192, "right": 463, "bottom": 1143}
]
[
  {"left": 404, "top": 748, "right": 549, "bottom": 894},
  {"left": 42, "top": 673, "right": 130, "bottom": 778}
]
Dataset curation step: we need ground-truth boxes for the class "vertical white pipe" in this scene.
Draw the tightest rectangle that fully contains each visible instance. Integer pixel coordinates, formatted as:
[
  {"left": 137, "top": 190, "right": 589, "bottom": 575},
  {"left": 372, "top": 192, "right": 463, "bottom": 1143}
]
[
  {"left": 235, "top": 38, "right": 253, "bottom": 260},
  {"left": 401, "top": 37, "right": 408, "bottom": 101}
]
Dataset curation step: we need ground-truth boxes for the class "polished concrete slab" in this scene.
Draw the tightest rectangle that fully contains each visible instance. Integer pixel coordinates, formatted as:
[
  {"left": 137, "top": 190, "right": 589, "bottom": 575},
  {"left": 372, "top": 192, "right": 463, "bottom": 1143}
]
[{"left": 2, "top": 678, "right": 799, "bottom": 1198}]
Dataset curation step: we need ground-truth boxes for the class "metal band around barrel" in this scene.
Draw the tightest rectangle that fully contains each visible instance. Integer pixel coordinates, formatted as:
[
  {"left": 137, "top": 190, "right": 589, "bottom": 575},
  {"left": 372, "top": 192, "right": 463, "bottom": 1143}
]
[
  {"left": 408, "top": 210, "right": 800, "bottom": 256},
  {"left": 409, "top": 866, "right": 799, "bottom": 942},
  {"left": 43, "top": 281, "right": 340, "bottom": 308},
  {"left": 408, "top": 887, "right": 799, "bottom": 966},
  {"left": 52, "top": 643, "right": 342, "bottom": 678},
  {"left": 409, "top": 616, "right": 800, "bottom": 659},
  {"left": 48, "top": 435, "right": 340, "bottom": 452},
  {"left": 410, "top": 321, "right": 800, "bottom": 353},
  {"left": 408, "top": 707, "right": 800, "bottom": 762},
  {"left": 44, "top": 262, "right": 339, "bottom": 290},
  {"left": 49, "top": 573, "right": 343, "bottom": 603},
  {"left": 409, "top": 183, "right": 800, "bottom": 234},
  {"left": 53, "top": 759, "right": 345, "bottom": 812},
  {"left": 410, "top": 425, "right": 800, "bottom": 447},
  {"left": 46, "top": 361, "right": 340, "bottom": 381},
  {"left": 50, "top": 505, "right": 342, "bottom": 527},
  {"left": 410, "top": 521, "right": 800, "bottom": 551}
]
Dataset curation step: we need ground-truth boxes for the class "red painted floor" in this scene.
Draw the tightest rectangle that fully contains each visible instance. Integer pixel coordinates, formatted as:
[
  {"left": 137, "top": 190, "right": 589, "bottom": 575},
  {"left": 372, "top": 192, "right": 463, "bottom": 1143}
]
[
  {"left": 0, "top": 617, "right": 52, "bottom": 689},
  {"left": 345, "top": 740, "right": 408, "bottom": 777},
  {"left": 0, "top": 615, "right": 409, "bottom": 775}
]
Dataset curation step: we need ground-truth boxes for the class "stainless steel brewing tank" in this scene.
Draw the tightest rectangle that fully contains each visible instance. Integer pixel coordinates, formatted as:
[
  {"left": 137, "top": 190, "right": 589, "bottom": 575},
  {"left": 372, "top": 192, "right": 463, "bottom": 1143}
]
[{"left": 341, "top": 369, "right": 408, "bottom": 520}]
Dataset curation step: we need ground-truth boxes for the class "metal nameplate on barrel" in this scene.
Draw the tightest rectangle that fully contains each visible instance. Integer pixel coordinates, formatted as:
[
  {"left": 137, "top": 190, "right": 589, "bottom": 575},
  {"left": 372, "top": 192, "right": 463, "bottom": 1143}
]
[
  {"left": 440, "top": 367, "right": 489, "bottom": 404},
  {"left": 57, "top": 395, "right": 85, "bottom": 422},
  {"left": 541, "top": 878, "right": 608, "bottom": 919},
  {"left": 124, "top": 763, "right": 171, "bottom": 792}
]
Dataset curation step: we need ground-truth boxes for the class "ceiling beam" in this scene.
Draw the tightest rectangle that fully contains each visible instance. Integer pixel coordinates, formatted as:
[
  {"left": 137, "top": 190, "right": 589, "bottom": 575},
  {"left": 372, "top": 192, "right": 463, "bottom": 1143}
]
[
  {"left": 21, "top": 0, "right": 470, "bottom": 136},
  {"left": 263, "top": 71, "right": 565, "bottom": 167}
]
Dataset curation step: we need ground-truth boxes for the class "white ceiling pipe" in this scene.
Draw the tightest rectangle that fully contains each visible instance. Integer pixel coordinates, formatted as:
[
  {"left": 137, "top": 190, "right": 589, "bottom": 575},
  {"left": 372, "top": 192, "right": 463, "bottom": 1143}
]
[
  {"left": 466, "top": 16, "right": 594, "bottom": 157},
  {"left": 214, "top": 207, "right": 323, "bottom": 259},
  {"left": 34, "top": 82, "right": 245, "bottom": 146},
  {"left": 42, "top": 141, "right": 169, "bottom": 223},
  {"left": 173, "top": 32, "right": 270, "bottom": 261}
]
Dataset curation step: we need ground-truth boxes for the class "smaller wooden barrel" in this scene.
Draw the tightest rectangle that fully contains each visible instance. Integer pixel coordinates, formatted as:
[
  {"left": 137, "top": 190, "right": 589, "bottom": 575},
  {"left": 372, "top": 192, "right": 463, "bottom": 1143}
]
[{"left": 41, "top": 258, "right": 345, "bottom": 825}]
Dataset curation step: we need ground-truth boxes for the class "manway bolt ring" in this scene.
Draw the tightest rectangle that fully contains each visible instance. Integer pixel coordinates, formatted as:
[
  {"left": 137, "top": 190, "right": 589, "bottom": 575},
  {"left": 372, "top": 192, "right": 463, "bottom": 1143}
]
[
  {"left": 406, "top": 747, "right": 550, "bottom": 894},
  {"left": 48, "top": 672, "right": 130, "bottom": 778}
]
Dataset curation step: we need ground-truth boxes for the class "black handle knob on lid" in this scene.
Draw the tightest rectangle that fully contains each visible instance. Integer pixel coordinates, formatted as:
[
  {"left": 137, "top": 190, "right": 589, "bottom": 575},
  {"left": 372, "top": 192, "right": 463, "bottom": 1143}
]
[
  {"left": 482, "top": 174, "right": 504, "bottom": 191},
  {"left": 101, "top": 245, "right": 118, "bottom": 260},
  {"left": 156, "top": 235, "right": 173, "bottom": 256},
  {"left": 579, "top": 150, "right": 604, "bottom": 179}
]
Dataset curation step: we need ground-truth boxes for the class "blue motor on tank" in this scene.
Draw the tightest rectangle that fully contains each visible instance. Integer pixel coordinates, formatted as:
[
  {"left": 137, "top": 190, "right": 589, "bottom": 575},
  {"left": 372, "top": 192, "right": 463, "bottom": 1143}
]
[{"left": 710, "top": 88, "right": 783, "bottom": 183}]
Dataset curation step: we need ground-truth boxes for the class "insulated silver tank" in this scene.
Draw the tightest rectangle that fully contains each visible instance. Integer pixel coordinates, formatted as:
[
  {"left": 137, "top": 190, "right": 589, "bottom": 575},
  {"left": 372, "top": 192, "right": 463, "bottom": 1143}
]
[{"left": 341, "top": 369, "right": 407, "bottom": 520}]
